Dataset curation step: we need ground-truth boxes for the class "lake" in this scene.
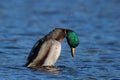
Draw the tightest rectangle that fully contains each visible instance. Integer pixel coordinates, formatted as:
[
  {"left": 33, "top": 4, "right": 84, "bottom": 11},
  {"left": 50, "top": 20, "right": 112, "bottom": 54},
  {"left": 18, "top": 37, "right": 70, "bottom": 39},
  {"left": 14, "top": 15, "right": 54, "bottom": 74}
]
[{"left": 0, "top": 0, "right": 120, "bottom": 80}]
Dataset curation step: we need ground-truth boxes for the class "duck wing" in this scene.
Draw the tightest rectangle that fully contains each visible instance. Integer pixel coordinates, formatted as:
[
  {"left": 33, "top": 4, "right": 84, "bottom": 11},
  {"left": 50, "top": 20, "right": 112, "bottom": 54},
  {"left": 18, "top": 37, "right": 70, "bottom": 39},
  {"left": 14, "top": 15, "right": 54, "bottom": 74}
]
[{"left": 25, "top": 38, "right": 44, "bottom": 67}]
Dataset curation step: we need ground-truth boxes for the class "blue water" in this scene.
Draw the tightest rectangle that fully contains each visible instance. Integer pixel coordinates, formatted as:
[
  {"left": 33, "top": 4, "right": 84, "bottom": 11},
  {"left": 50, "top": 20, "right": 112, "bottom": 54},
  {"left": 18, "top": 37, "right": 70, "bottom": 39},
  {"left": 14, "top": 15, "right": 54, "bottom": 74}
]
[{"left": 0, "top": 0, "right": 120, "bottom": 80}]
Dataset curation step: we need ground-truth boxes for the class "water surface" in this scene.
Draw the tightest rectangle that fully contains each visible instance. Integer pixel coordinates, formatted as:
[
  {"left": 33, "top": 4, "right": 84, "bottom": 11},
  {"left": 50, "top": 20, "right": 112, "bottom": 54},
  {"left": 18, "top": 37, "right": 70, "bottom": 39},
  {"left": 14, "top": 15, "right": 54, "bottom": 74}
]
[{"left": 0, "top": 0, "right": 120, "bottom": 80}]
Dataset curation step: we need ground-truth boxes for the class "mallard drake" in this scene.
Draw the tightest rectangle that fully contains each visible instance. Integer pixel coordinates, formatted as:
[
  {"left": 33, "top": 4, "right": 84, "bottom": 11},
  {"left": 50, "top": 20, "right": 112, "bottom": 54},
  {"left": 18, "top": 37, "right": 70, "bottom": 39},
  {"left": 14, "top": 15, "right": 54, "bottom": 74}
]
[{"left": 25, "top": 28, "right": 79, "bottom": 68}]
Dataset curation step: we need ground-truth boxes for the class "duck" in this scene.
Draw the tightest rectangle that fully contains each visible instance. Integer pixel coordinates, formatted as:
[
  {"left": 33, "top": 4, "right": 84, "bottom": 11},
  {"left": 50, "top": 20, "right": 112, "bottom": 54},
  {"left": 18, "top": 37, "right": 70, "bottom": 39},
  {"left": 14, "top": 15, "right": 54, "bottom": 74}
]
[{"left": 25, "top": 28, "right": 79, "bottom": 68}]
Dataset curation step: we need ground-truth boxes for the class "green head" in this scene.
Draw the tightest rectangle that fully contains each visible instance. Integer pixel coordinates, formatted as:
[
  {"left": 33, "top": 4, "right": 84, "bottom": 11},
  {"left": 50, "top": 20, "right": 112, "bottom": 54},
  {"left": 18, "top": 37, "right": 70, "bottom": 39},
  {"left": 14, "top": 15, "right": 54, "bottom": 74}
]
[{"left": 66, "top": 29, "right": 79, "bottom": 57}]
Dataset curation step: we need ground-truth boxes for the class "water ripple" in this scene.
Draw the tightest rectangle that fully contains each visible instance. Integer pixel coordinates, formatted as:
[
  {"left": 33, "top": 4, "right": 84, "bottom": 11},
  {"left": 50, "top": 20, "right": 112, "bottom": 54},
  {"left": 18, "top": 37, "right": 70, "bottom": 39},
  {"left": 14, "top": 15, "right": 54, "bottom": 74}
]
[{"left": 0, "top": 0, "right": 120, "bottom": 80}]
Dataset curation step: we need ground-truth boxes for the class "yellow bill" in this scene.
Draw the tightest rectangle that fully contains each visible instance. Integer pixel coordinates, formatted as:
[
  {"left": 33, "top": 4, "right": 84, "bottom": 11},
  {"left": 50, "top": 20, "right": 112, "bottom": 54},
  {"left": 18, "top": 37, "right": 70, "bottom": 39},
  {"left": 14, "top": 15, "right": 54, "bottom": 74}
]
[{"left": 71, "top": 48, "right": 75, "bottom": 57}]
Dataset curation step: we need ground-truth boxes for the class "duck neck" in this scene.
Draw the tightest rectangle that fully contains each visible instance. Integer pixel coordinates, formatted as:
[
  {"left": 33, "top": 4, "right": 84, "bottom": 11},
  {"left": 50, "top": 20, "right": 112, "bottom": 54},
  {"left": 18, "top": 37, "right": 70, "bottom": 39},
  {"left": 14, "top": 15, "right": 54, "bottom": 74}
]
[
  {"left": 46, "top": 28, "right": 66, "bottom": 42},
  {"left": 55, "top": 32, "right": 66, "bottom": 42}
]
